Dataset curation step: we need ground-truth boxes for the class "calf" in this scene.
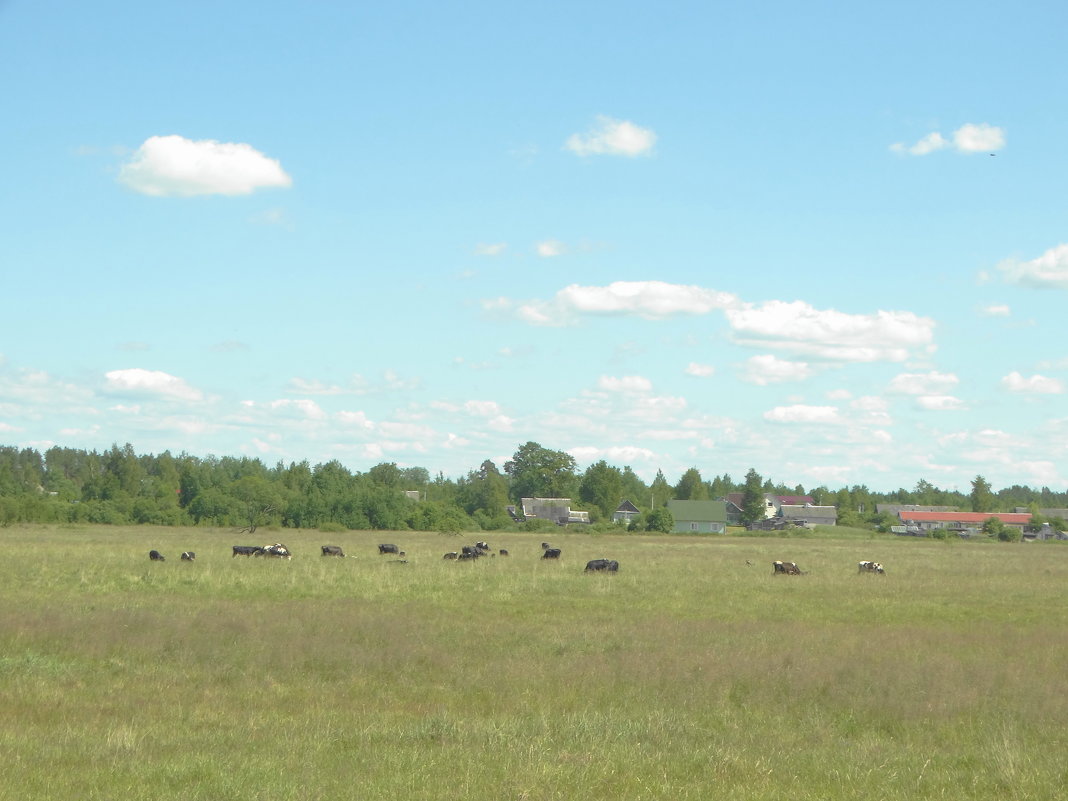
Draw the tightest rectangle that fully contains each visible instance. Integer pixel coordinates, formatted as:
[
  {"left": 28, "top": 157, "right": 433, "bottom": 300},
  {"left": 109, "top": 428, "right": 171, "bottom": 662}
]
[
  {"left": 584, "top": 558, "right": 619, "bottom": 572},
  {"left": 378, "top": 544, "right": 400, "bottom": 555},
  {"left": 773, "top": 560, "right": 802, "bottom": 575},
  {"left": 858, "top": 560, "right": 885, "bottom": 574},
  {"left": 181, "top": 551, "right": 196, "bottom": 561},
  {"left": 232, "top": 545, "right": 262, "bottom": 557},
  {"left": 321, "top": 545, "right": 346, "bottom": 557},
  {"left": 148, "top": 550, "right": 165, "bottom": 561},
  {"left": 542, "top": 548, "right": 562, "bottom": 560}
]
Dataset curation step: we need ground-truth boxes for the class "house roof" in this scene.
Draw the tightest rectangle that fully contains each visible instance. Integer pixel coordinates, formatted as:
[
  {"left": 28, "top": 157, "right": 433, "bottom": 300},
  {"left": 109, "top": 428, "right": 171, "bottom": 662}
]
[
  {"left": 898, "top": 511, "right": 1032, "bottom": 524},
  {"left": 668, "top": 499, "right": 727, "bottom": 521},
  {"left": 615, "top": 499, "right": 640, "bottom": 514},
  {"left": 773, "top": 495, "right": 814, "bottom": 506}
]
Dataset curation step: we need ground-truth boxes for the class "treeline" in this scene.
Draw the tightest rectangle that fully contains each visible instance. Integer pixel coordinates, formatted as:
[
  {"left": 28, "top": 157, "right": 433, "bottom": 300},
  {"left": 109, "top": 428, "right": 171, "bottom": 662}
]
[{"left": 0, "top": 441, "right": 1065, "bottom": 531}]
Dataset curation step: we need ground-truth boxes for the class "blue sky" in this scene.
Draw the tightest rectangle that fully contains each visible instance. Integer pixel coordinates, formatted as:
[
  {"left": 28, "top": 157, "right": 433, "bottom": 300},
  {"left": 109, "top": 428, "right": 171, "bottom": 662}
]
[{"left": 2, "top": 0, "right": 1067, "bottom": 492}]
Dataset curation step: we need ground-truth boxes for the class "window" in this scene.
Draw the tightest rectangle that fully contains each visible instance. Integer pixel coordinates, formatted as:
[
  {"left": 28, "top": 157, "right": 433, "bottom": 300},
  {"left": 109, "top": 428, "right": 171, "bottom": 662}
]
[{"left": 691, "top": 522, "right": 699, "bottom": 531}]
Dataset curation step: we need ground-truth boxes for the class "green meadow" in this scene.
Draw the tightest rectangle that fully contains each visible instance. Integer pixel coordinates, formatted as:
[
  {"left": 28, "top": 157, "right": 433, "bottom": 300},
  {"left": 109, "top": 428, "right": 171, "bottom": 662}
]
[{"left": 2, "top": 525, "right": 1067, "bottom": 800}]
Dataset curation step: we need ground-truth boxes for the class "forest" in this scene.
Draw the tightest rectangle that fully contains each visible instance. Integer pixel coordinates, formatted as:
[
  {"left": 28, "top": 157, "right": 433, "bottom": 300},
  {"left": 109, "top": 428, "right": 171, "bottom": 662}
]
[{"left": 0, "top": 441, "right": 1065, "bottom": 532}]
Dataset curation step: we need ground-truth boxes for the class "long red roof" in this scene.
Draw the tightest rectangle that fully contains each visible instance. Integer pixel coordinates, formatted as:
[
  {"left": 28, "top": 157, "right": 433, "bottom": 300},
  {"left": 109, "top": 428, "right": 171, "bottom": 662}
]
[{"left": 898, "top": 511, "right": 1031, "bottom": 524}]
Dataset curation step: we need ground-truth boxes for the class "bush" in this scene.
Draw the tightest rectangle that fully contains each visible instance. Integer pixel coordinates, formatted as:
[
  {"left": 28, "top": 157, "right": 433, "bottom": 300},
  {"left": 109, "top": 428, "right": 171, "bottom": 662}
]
[{"left": 318, "top": 521, "right": 346, "bottom": 533}]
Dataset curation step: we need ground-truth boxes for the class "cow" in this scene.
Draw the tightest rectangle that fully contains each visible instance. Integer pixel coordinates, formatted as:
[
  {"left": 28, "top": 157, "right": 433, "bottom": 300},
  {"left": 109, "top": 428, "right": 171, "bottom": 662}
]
[
  {"left": 460, "top": 545, "right": 483, "bottom": 560},
  {"left": 321, "top": 545, "right": 345, "bottom": 558},
  {"left": 584, "top": 559, "right": 619, "bottom": 572},
  {"left": 181, "top": 551, "right": 196, "bottom": 561},
  {"left": 148, "top": 550, "right": 165, "bottom": 561},
  {"left": 773, "top": 560, "right": 802, "bottom": 575},
  {"left": 542, "top": 548, "right": 561, "bottom": 560},
  {"left": 541, "top": 542, "right": 552, "bottom": 550},
  {"left": 499, "top": 549, "right": 509, "bottom": 557},
  {"left": 858, "top": 560, "right": 885, "bottom": 574},
  {"left": 378, "top": 544, "right": 400, "bottom": 555},
  {"left": 258, "top": 543, "right": 292, "bottom": 558},
  {"left": 232, "top": 545, "right": 263, "bottom": 557},
  {"left": 475, "top": 541, "right": 490, "bottom": 552}
]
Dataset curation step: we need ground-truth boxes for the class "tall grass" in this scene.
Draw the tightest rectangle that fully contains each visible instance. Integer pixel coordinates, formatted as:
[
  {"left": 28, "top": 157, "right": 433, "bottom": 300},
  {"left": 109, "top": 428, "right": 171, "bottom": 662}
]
[{"left": 1, "top": 525, "right": 1067, "bottom": 799}]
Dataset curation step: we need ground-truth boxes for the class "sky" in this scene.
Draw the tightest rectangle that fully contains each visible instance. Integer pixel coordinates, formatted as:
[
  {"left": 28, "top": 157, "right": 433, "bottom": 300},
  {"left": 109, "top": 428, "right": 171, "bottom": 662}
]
[{"left": 2, "top": 0, "right": 1067, "bottom": 493}]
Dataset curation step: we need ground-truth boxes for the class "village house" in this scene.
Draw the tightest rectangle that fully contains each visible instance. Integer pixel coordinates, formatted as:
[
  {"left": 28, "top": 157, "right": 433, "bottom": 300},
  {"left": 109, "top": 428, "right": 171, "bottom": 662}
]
[
  {"left": 897, "top": 510, "right": 1031, "bottom": 538},
  {"left": 667, "top": 499, "right": 728, "bottom": 534},
  {"left": 612, "top": 499, "right": 641, "bottom": 524},
  {"left": 511, "top": 497, "right": 590, "bottom": 525}
]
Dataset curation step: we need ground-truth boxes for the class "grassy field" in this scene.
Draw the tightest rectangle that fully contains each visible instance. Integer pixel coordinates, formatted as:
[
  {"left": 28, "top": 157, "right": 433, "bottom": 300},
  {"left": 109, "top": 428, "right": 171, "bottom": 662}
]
[{"left": 2, "top": 524, "right": 1067, "bottom": 800}]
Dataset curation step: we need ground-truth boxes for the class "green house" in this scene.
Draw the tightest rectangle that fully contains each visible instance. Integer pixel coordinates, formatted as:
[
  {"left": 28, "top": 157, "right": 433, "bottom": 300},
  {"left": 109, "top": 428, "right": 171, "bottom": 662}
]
[{"left": 667, "top": 500, "right": 728, "bottom": 534}]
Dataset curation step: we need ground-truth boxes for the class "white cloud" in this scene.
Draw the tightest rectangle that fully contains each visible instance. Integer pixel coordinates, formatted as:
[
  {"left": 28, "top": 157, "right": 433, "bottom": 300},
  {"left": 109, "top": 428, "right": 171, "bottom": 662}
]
[
  {"left": 118, "top": 134, "right": 292, "bottom": 197},
  {"left": 891, "top": 123, "right": 1004, "bottom": 156},
  {"left": 569, "top": 445, "right": 659, "bottom": 465},
  {"left": 981, "top": 304, "right": 1011, "bottom": 317},
  {"left": 953, "top": 123, "right": 1005, "bottom": 153},
  {"left": 1001, "top": 371, "right": 1065, "bottom": 394},
  {"left": 727, "top": 301, "right": 935, "bottom": 362},
  {"left": 685, "top": 362, "right": 715, "bottom": 378},
  {"left": 336, "top": 410, "right": 375, "bottom": 429},
  {"left": 916, "top": 395, "right": 966, "bottom": 411},
  {"left": 741, "top": 354, "right": 814, "bottom": 385},
  {"left": 999, "top": 244, "right": 1068, "bottom": 290},
  {"left": 515, "top": 280, "right": 740, "bottom": 326},
  {"left": 565, "top": 115, "right": 657, "bottom": 157},
  {"left": 763, "top": 405, "right": 842, "bottom": 424},
  {"left": 887, "top": 370, "right": 959, "bottom": 395},
  {"left": 104, "top": 368, "right": 203, "bottom": 401},
  {"left": 598, "top": 375, "right": 653, "bottom": 393},
  {"left": 265, "top": 399, "right": 327, "bottom": 420},
  {"left": 536, "top": 239, "right": 565, "bottom": 258},
  {"left": 474, "top": 243, "right": 507, "bottom": 256}
]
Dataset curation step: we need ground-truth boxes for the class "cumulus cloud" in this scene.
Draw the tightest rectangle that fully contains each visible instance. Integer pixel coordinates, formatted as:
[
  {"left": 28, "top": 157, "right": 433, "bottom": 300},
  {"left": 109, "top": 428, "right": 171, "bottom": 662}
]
[
  {"left": 536, "top": 240, "right": 565, "bottom": 258},
  {"left": 727, "top": 301, "right": 935, "bottom": 362},
  {"left": 104, "top": 368, "right": 203, "bottom": 401},
  {"left": 598, "top": 375, "right": 653, "bottom": 393},
  {"left": 569, "top": 445, "right": 659, "bottom": 465},
  {"left": 515, "top": 281, "right": 740, "bottom": 326},
  {"left": 685, "top": 362, "right": 715, "bottom": 378},
  {"left": 1001, "top": 371, "right": 1065, "bottom": 394},
  {"left": 916, "top": 395, "right": 966, "bottom": 411},
  {"left": 981, "top": 304, "right": 1011, "bottom": 317},
  {"left": 565, "top": 115, "right": 657, "bottom": 157},
  {"left": 887, "top": 370, "right": 959, "bottom": 395},
  {"left": 891, "top": 123, "right": 1005, "bottom": 156},
  {"left": 741, "top": 354, "right": 814, "bottom": 385},
  {"left": 763, "top": 405, "right": 842, "bottom": 424},
  {"left": 999, "top": 244, "right": 1068, "bottom": 290},
  {"left": 119, "top": 134, "right": 292, "bottom": 197}
]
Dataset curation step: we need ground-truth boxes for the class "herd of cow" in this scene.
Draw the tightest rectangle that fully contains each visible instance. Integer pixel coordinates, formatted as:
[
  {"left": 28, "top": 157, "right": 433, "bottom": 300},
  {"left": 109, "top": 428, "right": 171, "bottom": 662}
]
[
  {"left": 147, "top": 543, "right": 884, "bottom": 577},
  {"left": 146, "top": 540, "right": 622, "bottom": 572}
]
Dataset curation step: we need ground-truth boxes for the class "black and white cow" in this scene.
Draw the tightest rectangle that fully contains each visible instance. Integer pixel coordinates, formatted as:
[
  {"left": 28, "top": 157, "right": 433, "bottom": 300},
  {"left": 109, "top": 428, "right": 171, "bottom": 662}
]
[
  {"left": 858, "top": 560, "right": 885, "bottom": 574},
  {"left": 542, "top": 548, "right": 562, "bottom": 560},
  {"left": 773, "top": 560, "right": 802, "bottom": 575},
  {"left": 321, "top": 545, "right": 345, "bottom": 557},
  {"left": 180, "top": 551, "right": 196, "bottom": 561},
  {"left": 148, "top": 550, "right": 165, "bottom": 561},
  {"left": 584, "top": 558, "right": 619, "bottom": 572},
  {"left": 258, "top": 543, "right": 292, "bottom": 558}
]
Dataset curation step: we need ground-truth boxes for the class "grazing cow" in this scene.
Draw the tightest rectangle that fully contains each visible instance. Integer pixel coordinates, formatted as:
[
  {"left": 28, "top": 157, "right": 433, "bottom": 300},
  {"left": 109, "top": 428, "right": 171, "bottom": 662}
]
[
  {"left": 181, "top": 551, "right": 196, "bottom": 561},
  {"left": 542, "top": 548, "right": 561, "bottom": 560},
  {"left": 148, "top": 550, "right": 165, "bottom": 561},
  {"left": 459, "top": 545, "right": 483, "bottom": 560},
  {"left": 443, "top": 552, "right": 459, "bottom": 560},
  {"left": 584, "top": 558, "right": 619, "bottom": 572},
  {"left": 773, "top": 560, "right": 802, "bottom": 575},
  {"left": 258, "top": 543, "right": 292, "bottom": 558},
  {"left": 321, "top": 545, "right": 345, "bottom": 558},
  {"left": 475, "top": 541, "right": 490, "bottom": 552},
  {"left": 858, "top": 560, "right": 885, "bottom": 574},
  {"left": 232, "top": 545, "right": 263, "bottom": 557},
  {"left": 378, "top": 544, "right": 400, "bottom": 555}
]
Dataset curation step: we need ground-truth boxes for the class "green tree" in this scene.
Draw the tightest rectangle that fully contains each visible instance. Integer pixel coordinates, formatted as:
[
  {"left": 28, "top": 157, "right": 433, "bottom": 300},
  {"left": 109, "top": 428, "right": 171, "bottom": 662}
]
[
  {"left": 740, "top": 468, "right": 766, "bottom": 526},
  {"left": 458, "top": 460, "right": 510, "bottom": 519},
  {"left": 650, "top": 469, "right": 673, "bottom": 507},
  {"left": 645, "top": 506, "right": 674, "bottom": 533},
  {"left": 971, "top": 475, "right": 995, "bottom": 513},
  {"left": 674, "top": 467, "right": 709, "bottom": 501},
  {"left": 579, "top": 460, "right": 625, "bottom": 520},
  {"left": 504, "top": 442, "right": 578, "bottom": 501}
]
